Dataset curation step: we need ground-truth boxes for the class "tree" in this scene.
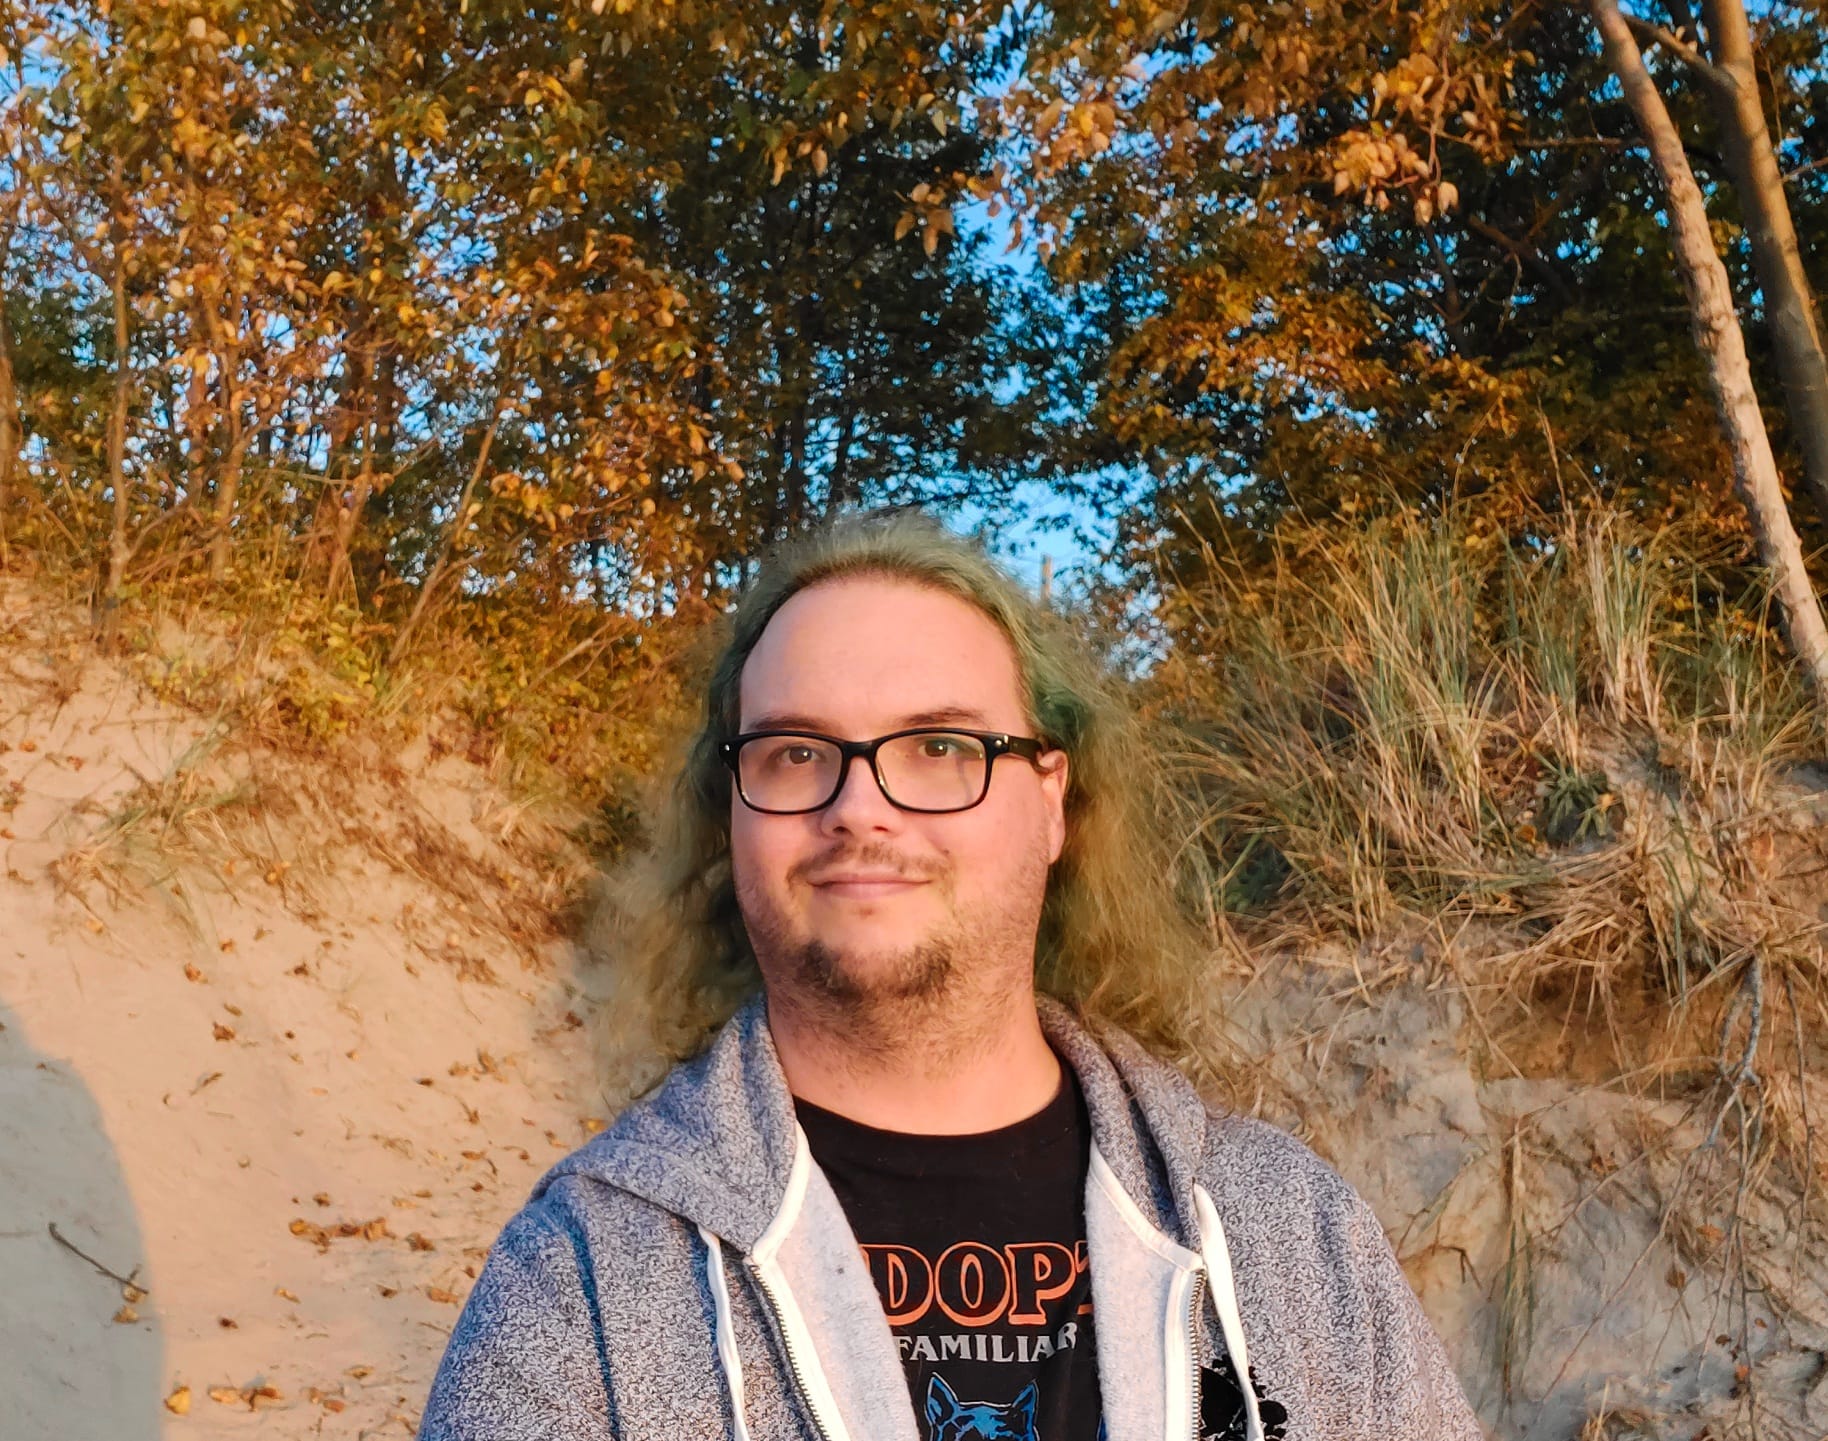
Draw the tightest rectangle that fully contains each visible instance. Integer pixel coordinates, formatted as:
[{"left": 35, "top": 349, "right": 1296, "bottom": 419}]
[
  {"left": 1002, "top": 0, "right": 1828, "bottom": 673},
  {"left": 646, "top": 5, "right": 1044, "bottom": 561},
  {"left": 1592, "top": 0, "right": 1828, "bottom": 695},
  {"left": 1620, "top": 0, "right": 1828, "bottom": 526}
]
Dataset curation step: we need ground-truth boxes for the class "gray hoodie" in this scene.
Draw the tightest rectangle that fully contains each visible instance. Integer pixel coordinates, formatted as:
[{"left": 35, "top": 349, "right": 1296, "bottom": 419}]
[{"left": 419, "top": 996, "right": 1483, "bottom": 1441}]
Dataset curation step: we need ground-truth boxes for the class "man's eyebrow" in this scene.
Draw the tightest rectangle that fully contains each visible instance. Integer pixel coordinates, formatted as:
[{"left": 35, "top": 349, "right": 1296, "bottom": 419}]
[{"left": 739, "top": 705, "right": 999, "bottom": 732}]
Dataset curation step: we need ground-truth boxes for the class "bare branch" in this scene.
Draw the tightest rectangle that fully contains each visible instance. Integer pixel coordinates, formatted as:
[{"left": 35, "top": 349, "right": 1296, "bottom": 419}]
[
  {"left": 1622, "top": 11, "right": 1735, "bottom": 94},
  {"left": 1464, "top": 215, "right": 1573, "bottom": 304}
]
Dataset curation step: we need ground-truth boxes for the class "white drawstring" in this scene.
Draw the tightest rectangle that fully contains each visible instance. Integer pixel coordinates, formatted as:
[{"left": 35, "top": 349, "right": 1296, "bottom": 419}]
[
  {"left": 1194, "top": 1185, "right": 1265, "bottom": 1441},
  {"left": 699, "top": 1226, "right": 754, "bottom": 1441}
]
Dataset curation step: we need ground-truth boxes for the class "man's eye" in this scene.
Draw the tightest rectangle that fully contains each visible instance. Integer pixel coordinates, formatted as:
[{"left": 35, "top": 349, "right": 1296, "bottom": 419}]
[
  {"left": 920, "top": 737, "right": 961, "bottom": 758},
  {"left": 783, "top": 745, "right": 818, "bottom": 766}
]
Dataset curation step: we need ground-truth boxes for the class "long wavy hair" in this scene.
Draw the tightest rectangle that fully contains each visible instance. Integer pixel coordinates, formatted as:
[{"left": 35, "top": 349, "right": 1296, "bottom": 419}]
[{"left": 596, "top": 509, "right": 1216, "bottom": 1090}]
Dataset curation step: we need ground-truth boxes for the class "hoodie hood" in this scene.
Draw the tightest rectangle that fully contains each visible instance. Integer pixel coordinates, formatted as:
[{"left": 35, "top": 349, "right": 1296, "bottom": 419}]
[
  {"left": 539, "top": 991, "right": 1212, "bottom": 1252},
  {"left": 537, "top": 995, "right": 798, "bottom": 1249}
]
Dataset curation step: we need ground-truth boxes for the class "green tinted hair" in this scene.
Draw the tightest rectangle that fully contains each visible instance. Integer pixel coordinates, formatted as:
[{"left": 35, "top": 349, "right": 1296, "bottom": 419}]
[{"left": 595, "top": 508, "right": 1215, "bottom": 1087}]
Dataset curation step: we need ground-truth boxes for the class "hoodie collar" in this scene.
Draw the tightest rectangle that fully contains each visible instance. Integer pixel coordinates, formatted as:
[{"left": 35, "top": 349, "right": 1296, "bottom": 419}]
[{"left": 542, "top": 992, "right": 1211, "bottom": 1252}]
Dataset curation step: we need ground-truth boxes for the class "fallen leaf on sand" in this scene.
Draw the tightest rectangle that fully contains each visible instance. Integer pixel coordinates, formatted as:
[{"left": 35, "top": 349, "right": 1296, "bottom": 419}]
[
  {"left": 289, "top": 1215, "right": 392, "bottom": 1250},
  {"left": 113, "top": 1305, "right": 139, "bottom": 1324},
  {"left": 121, "top": 1282, "right": 145, "bottom": 1303},
  {"left": 275, "top": 1286, "right": 299, "bottom": 1302},
  {"left": 406, "top": 1232, "right": 434, "bottom": 1251},
  {"left": 183, "top": 963, "right": 204, "bottom": 983},
  {"left": 346, "top": 1365, "right": 373, "bottom": 1379},
  {"left": 164, "top": 1386, "right": 191, "bottom": 1415},
  {"left": 426, "top": 1286, "right": 461, "bottom": 1305},
  {"left": 322, "top": 1398, "right": 346, "bottom": 1413},
  {"left": 208, "top": 1386, "right": 243, "bottom": 1406},
  {"left": 212, "top": 1022, "right": 235, "bottom": 1042}
]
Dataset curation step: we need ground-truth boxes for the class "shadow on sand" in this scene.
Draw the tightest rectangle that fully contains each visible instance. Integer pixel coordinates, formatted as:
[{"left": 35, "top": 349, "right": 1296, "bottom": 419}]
[{"left": 0, "top": 993, "right": 163, "bottom": 1440}]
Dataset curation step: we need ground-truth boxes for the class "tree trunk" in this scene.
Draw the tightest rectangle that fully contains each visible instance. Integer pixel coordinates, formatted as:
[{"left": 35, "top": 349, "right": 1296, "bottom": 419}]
[
  {"left": 327, "top": 428, "right": 375, "bottom": 605},
  {"left": 1697, "top": 0, "right": 1828, "bottom": 525},
  {"left": 825, "top": 389, "right": 857, "bottom": 520},
  {"left": 0, "top": 249, "right": 22, "bottom": 569},
  {"left": 1592, "top": 0, "right": 1828, "bottom": 699},
  {"left": 209, "top": 426, "right": 252, "bottom": 581},
  {"left": 203, "top": 291, "right": 243, "bottom": 581},
  {"left": 104, "top": 167, "right": 134, "bottom": 601},
  {"left": 388, "top": 394, "right": 508, "bottom": 666},
  {"left": 324, "top": 340, "right": 377, "bottom": 602}
]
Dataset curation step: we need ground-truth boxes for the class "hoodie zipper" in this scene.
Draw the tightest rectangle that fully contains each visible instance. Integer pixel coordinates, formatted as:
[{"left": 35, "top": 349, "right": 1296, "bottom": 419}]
[
  {"left": 1187, "top": 1269, "right": 1208, "bottom": 1441},
  {"left": 745, "top": 1257, "right": 838, "bottom": 1441}
]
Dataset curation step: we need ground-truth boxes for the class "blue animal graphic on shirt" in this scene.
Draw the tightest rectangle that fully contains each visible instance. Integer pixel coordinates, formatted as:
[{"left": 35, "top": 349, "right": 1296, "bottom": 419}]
[{"left": 924, "top": 1376, "right": 1041, "bottom": 1441}]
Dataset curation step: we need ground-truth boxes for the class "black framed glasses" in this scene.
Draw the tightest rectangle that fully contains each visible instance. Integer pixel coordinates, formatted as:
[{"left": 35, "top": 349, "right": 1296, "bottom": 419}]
[{"left": 718, "top": 728, "right": 1051, "bottom": 815}]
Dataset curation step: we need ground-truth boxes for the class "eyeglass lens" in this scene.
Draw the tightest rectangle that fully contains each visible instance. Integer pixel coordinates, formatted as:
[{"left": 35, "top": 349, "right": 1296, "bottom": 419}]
[{"left": 738, "top": 732, "right": 991, "bottom": 813}]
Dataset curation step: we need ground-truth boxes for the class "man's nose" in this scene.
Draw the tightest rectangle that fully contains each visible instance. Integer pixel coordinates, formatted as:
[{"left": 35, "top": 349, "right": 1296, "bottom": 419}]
[{"left": 819, "top": 751, "right": 901, "bottom": 834}]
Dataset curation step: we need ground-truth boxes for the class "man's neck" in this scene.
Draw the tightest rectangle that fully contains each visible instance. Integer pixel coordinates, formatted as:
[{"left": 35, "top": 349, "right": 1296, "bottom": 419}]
[{"left": 766, "top": 988, "right": 1062, "bottom": 1135}]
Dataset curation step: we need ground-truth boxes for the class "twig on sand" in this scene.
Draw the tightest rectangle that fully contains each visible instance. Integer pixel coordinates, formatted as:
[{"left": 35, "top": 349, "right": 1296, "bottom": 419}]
[{"left": 46, "top": 1222, "right": 146, "bottom": 1294}]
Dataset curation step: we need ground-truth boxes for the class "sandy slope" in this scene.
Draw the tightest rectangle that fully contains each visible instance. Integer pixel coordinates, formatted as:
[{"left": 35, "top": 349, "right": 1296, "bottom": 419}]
[
  {"left": 5, "top": 574, "right": 1826, "bottom": 1441},
  {"left": 0, "top": 581, "right": 604, "bottom": 1440}
]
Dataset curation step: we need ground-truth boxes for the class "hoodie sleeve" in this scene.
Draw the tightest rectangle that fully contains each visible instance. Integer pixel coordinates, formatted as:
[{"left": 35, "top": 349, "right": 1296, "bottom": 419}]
[
  {"left": 418, "top": 1197, "right": 614, "bottom": 1441},
  {"left": 1329, "top": 1179, "right": 1485, "bottom": 1441},
  {"left": 1201, "top": 1115, "right": 1485, "bottom": 1441}
]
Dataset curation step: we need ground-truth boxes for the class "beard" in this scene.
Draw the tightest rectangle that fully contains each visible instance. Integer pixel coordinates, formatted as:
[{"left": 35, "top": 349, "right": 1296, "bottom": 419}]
[
  {"left": 797, "top": 934, "right": 955, "bottom": 1005},
  {"left": 734, "top": 842, "right": 968, "bottom": 1050},
  {"left": 732, "top": 834, "right": 1052, "bottom": 1066},
  {"left": 747, "top": 925, "right": 966, "bottom": 1065}
]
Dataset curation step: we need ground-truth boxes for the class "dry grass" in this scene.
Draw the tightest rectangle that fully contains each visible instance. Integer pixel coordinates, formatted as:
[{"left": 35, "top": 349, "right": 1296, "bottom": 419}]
[
  {"left": 7, "top": 538, "right": 699, "bottom": 832},
  {"left": 1143, "top": 504, "right": 1828, "bottom": 1432}
]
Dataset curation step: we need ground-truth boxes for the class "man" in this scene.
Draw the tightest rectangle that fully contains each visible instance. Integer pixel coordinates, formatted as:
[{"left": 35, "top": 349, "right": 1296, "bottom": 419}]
[{"left": 421, "top": 511, "right": 1482, "bottom": 1441}]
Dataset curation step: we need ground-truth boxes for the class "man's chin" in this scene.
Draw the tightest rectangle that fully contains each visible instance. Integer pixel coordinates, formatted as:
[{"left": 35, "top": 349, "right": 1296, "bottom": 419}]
[{"left": 796, "top": 936, "right": 953, "bottom": 1006}]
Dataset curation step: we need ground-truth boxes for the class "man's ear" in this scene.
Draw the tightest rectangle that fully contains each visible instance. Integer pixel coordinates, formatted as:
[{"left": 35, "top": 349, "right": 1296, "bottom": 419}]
[{"left": 1039, "top": 749, "right": 1069, "bottom": 865}]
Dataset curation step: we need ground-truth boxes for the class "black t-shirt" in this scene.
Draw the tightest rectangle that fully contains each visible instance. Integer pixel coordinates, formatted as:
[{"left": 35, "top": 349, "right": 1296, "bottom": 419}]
[{"left": 796, "top": 1069, "right": 1102, "bottom": 1441}]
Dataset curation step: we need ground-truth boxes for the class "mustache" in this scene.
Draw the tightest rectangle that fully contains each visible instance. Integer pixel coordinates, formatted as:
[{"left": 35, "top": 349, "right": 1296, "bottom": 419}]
[{"left": 789, "top": 843, "right": 942, "bottom": 886}]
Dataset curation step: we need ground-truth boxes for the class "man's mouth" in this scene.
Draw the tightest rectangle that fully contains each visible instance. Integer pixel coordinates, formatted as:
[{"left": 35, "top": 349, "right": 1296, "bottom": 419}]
[{"left": 806, "top": 871, "right": 928, "bottom": 899}]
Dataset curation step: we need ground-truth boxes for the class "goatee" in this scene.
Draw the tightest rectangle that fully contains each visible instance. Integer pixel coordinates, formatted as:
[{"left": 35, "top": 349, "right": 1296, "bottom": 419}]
[{"left": 797, "top": 938, "right": 955, "bottom": 1005}]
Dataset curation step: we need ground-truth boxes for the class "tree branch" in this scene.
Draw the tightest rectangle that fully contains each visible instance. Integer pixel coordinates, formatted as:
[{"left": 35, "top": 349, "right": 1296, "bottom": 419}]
[
  {"left": 1464, "top": 215, "right": 1574, "bottom": 304},
  {"left": 1622, "top": 11, "right": 1734, "bottom": 94}
]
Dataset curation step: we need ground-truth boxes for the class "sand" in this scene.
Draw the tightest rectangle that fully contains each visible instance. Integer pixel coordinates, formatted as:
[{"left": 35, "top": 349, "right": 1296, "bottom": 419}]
[
  {"left": 4, "top": 574, "right": 1825, "bottom": 1440},
  {"left": 0, "top": 580, "right": 604, "bottom": 1439}
]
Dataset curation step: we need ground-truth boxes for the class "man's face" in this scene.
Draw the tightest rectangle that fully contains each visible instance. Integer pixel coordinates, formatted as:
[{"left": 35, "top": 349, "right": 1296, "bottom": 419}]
[{"left": 730, "top": 575, "right": 1068, "bottom": 1022}]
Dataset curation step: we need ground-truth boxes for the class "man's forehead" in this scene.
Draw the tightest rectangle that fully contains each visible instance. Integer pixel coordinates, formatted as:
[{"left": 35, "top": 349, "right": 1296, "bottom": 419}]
[{"left": 737, "top": 575, "right": 1027, "bottom": 725}]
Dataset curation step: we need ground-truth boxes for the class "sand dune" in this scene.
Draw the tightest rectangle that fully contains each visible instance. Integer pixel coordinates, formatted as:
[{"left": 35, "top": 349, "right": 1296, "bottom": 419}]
[{"left": 3, "top": 576, "right": 1824, "bottom": 1439}]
